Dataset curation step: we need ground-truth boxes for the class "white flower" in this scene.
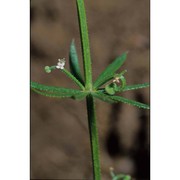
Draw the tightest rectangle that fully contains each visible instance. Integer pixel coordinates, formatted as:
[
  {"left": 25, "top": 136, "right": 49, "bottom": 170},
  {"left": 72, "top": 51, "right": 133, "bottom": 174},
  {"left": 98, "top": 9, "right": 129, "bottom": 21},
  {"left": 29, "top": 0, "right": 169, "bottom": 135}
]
[
  {"left": 113, "top": 77, "right": 120, "bottom": 83},
  {"left": 56, "top": 58, "right": 66, "bottom": 69}
]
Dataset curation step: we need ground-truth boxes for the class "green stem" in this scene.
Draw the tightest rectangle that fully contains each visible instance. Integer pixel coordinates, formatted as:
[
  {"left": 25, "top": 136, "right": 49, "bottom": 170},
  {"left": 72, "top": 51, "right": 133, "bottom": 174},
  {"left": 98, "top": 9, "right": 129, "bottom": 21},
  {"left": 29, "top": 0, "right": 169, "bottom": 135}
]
[
  {"left": 86, "top": 95, "right": 101, "bottom": 180},
  {"left": 76, "top": 0, "right": 101, "bottom": 178},
  {"left": 76, "top": 0, "right": 92, "bottom": 90},
  {"left": 62, "top": 68, "right": 85, "bottom": 90}
]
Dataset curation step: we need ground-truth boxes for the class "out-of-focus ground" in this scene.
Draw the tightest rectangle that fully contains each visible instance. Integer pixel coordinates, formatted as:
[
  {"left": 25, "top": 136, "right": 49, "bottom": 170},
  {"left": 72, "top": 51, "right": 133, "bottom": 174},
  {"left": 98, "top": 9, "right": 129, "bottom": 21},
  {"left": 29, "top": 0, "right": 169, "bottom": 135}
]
[{"left": 30, "top": 0, "right": 150, "bottom": 179}]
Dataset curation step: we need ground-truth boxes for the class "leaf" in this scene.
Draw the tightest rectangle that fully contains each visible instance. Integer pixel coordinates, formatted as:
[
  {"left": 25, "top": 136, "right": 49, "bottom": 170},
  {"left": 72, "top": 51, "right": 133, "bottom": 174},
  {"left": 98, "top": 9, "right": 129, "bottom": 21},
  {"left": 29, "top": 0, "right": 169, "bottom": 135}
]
[
  {"left": 110, "top": 95, "right": 150, "bottom": 109},
  {"left": 76, "top": 0, "right": 92, "bottom": 89},
  {"left": 93, "top": 92, "right": 150, "bottom": 109},
  {"left": 113, "top": 174, "right": 131, "bottom": 180},
  {"left": 31, "top": 88, "right": 78, "bottom": 99},
  {"left": 31, "top": 81, "right": 87, "bottom": 100},
  {"left": 98, "top": 83, "right": 150, "bottom": 94},
  {"left": 31, "top": 81, "right": 82, "bottom": 94},
  {"left": 117, "top": 83, "right": 150, "bottom": 92},
  {"left": 69, "top": 39, "right": 84, "bottom": 84},
  {"left": 110, "top": 168, "right": 131, "bottom": 180},
  {"left": 93, "top": 52, "right": 128, "bottom": 89},
  {"left": 61, "top": 68, "right": 84, "bottom": 90}
]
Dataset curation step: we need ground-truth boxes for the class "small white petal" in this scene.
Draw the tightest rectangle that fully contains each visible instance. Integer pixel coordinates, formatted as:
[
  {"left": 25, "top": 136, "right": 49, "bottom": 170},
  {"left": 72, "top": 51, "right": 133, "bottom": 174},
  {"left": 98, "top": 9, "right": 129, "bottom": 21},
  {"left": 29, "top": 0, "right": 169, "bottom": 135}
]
[
  {"left": 56, "top": 58, "right": 66, "bottom": 69},
  {"left": 58, "top": 62, "right": 65, "bottom": 66},
  {"left": 60, "top": 66, "right": 64, "bottom": 69}
]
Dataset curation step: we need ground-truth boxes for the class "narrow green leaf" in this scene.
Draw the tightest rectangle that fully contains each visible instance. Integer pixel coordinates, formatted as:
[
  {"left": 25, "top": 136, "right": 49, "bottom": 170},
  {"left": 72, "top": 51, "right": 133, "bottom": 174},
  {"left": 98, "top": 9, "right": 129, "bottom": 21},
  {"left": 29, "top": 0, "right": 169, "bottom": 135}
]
[
  {"left": 110, "top": 95, "right": 150, "bottom": 109},
  {"left": 93, "top": 92, "right": 150, "bottom": 109},
  {"left": 31, "top": 81, "right": 81, "bottom": 94},
  {"left": 61, "top": 68, "right": 84, "bottom": 90},
  {"left": 113, "top": 174, "right": 131, "bottom": 180},
  {"left": 93, "top": 52, "right": 128, "bottom": 89},
  {"left": 31, "top": 81, "right": 87, "bottom": 100},
  {"left": 69, "top": 39, "right": 84, "bottom": 84},
  {"left": 118, "top": 83, "right": 150, "bottom": 92},
  {"left": 98, "top": 83, "right": 150, "bottom": 94},
  {"left": 76, "top": 0, "right": 92, "bottom": 90},
  {"left": 31, "top": 88, "right": 77, "bottom": 99}
]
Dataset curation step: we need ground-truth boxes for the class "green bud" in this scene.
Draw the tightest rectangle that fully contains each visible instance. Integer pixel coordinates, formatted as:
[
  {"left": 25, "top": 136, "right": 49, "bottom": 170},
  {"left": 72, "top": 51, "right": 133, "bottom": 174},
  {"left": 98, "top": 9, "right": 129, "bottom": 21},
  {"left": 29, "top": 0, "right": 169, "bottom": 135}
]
[
  {"left": 112, "top": 83, "right": 118, "bottom": 91},
  {"left": 44, "top": 66, "right": 51, "bottom": 73},
  {"left": 105, "top": 84, "right": 115, "bottom": 95}
]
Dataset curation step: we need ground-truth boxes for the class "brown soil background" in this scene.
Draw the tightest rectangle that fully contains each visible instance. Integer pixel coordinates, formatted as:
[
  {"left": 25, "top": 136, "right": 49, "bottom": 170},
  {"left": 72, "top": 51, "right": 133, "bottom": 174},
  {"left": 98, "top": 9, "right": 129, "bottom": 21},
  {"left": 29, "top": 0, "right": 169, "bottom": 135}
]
[{"left": 30, "top": 0, "right": 150, "bottom": 179}]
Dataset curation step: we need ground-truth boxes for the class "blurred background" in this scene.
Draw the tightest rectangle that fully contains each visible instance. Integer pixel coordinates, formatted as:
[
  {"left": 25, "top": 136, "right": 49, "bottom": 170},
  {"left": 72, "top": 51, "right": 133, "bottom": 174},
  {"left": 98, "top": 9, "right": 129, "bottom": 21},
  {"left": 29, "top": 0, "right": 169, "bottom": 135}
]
[{"left": 30, "top": 0, "right": 150, "bottom": 179}]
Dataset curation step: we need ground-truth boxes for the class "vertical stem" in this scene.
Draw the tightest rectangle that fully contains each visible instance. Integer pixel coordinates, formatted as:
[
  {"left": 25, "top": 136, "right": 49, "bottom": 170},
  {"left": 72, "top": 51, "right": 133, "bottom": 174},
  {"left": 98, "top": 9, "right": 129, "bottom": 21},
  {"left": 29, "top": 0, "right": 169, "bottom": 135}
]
[
  {"left": 86, "top": 95, "right": 101, "bottom": 180},
  {"left": 76, "top": 0, "right": 92, "bottom": 90},
  {"left": 76, "top": 0, "right": 101, "bottom": 179}
]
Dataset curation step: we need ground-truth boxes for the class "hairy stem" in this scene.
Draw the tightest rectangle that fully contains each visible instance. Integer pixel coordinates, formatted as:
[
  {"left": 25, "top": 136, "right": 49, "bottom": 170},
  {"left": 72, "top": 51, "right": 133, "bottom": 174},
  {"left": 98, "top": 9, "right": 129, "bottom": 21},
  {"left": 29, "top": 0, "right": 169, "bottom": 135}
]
[
  {"left": 76, "top": 0, "right": 101, "bottom": 179},
  {"left": 62, "top": 68, "right": 85, "bottom": 90},
  {"left": 76, "top": 0, "right": 92, "bottom": 90},
  {"left": 86, "top": 95, "right": 101, "bottom": 180}
]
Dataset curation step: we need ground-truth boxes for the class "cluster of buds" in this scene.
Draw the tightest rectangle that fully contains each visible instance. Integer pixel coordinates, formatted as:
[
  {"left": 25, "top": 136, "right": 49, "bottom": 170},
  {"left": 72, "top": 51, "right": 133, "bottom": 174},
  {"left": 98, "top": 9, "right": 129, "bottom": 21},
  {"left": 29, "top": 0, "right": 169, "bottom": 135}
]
[
  {"left": 113, "top": 77, "right": 120, "bottom": 83},
  {"left": 105, "top": 70, "right": 127, "bottom": 95},
  {"left": 44, "top": 58, "right": 66, "bottom": 73},
  {"left": 113, "top": 70, "right": 127, "bottom": 84}
]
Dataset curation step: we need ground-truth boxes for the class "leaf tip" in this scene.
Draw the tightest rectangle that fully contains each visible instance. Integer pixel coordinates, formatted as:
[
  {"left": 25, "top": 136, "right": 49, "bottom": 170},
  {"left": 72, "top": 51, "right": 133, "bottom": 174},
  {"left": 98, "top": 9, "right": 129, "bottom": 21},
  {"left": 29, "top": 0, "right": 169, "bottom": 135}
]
[{"left": 71, "top": 38, "right": 75, "bottom": 45}]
